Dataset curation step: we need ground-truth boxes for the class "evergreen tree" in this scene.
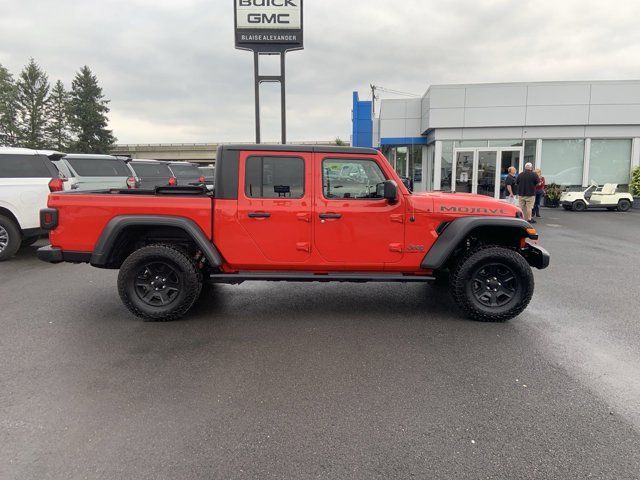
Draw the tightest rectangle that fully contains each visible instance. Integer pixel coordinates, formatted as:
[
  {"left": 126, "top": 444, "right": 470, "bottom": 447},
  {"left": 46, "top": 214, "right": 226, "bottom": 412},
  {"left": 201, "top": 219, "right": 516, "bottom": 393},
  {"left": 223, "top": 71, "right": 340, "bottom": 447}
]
[
  {"left": 0, "top": 63, "right": 19, "bottom": 146},
  {"left": 47, "top": 80, "right": 71, "bottom": 151},
  {"left": 15, "top": 58, "right": 51, "bottom": 148},
  {"left": 67, "top": 66, "right": 116, "bottom": 153}
]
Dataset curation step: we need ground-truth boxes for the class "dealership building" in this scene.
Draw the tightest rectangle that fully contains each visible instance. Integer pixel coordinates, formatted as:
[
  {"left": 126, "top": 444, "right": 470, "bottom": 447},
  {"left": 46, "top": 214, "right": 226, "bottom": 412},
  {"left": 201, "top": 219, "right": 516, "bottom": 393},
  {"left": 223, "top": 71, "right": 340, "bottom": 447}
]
[{"left": 352, "top": 80, "right": 640, "bottom": 197}]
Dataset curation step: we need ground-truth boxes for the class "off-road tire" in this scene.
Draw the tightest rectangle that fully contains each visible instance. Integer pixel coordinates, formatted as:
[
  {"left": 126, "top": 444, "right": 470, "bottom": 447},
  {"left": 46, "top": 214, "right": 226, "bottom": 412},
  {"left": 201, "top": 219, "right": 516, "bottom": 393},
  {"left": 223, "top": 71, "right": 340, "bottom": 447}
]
[
  {"left": 617, "top": 199, "right": 631, "bottom": 212},
  {"left": 450, "top": 246, "right": 534, "bottom": 322},
  {"left": 118, "top": 244, "right": 202, "bottom": 321},
  {"left": 0, "top": 215, "right": 21, "bottom": 261},
  {"left": 572, "top": 200, "right": 587, "bottom": 212}
]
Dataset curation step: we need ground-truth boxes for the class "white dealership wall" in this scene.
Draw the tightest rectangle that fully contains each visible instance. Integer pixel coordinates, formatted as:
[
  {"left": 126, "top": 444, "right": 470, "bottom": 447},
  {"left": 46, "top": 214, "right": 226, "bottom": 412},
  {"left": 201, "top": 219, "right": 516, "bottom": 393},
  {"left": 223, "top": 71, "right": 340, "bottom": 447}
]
[{"left": 375, "top": 80, "right": 640, "bottom": 190}]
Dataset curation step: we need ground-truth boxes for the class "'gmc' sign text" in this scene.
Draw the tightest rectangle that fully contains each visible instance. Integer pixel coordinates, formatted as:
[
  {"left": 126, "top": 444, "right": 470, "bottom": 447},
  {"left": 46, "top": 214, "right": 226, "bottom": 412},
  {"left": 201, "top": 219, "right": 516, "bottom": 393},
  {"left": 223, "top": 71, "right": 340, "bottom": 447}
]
[{"left": 234, "top": 0, "right": 304, "bottom": 52}]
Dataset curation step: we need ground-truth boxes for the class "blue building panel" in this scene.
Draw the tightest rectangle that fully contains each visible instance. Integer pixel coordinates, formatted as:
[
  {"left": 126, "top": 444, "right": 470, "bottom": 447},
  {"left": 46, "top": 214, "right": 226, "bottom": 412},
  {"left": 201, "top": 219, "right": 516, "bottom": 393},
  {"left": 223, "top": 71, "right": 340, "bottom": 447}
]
[{"left": 351, "top": 92, "right": 373, "bottom": 148}]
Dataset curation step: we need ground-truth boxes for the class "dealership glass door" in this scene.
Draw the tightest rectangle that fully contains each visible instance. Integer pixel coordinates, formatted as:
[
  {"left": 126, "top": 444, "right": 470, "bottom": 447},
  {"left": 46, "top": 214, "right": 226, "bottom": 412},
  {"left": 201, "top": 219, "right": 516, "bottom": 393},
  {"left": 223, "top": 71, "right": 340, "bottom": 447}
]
[
  {"left": 499, "top": 149, "right": 522, "bottom": 199},
  {"left": 454, "top": 150, "right": 474, "bottom": 193},
  {"left": 476, "top": 150, "right": 498, "bottom": 197},
  {"left": 453, "top": 147, "right": 522, "bottom": 198}
]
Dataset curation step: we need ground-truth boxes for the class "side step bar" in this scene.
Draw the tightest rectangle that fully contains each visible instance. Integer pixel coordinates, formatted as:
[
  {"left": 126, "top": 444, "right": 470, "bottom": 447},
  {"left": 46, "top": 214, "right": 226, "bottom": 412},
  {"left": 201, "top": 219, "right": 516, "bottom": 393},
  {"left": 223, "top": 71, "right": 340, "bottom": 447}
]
[{"left": 207, "top": 272, "right": 435, "bottom": 285}]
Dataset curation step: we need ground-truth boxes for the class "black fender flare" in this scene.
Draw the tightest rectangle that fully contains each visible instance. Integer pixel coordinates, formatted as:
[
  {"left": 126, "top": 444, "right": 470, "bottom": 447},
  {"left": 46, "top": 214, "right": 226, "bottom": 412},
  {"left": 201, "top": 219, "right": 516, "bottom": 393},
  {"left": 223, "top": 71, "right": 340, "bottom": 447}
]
[
  {"left": 421, "top": 216, "right": 536, "bottom": 270},
  {"left": 90, "top": 215, "right": 223, "bottom": 268}
]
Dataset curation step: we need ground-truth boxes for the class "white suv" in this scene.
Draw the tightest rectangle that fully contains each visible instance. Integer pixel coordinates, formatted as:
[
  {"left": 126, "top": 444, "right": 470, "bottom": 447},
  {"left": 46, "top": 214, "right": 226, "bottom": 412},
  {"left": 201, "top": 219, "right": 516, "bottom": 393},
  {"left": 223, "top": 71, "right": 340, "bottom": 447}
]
[{"left": 0, "top": 147, "right": 64, "bottom": 261}]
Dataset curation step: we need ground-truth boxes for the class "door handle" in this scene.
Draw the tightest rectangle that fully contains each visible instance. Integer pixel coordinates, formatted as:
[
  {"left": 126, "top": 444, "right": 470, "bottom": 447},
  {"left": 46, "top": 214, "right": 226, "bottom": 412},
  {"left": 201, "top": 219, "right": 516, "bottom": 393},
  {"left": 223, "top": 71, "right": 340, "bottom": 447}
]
[
  {"left": 248, "top": 212, "right": 271, "bottom": 218},
  {"left": 319, "top": 213, "right": 342, "bottom": 219}
]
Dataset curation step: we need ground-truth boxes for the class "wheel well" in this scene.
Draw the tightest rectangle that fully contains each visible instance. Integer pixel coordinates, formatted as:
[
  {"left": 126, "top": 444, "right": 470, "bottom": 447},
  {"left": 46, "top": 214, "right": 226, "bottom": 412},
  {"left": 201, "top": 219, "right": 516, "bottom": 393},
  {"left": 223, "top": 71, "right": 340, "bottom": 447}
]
[
  {"left": 0, "top": 207, "right": 21, "bottom": 231},
  {"left": 106, "top": 226, "right": 199, "bottom": 268},
  {"left": 442, "top": 226, "right": 527, "bottom": 270}
]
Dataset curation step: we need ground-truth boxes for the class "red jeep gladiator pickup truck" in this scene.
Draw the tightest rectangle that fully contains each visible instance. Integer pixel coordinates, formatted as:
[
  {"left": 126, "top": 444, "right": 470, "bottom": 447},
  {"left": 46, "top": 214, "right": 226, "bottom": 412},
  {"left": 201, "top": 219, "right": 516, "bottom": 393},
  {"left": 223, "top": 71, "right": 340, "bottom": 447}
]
[{"left": 38, "top": 144, "right": 549, "bottom": 322}]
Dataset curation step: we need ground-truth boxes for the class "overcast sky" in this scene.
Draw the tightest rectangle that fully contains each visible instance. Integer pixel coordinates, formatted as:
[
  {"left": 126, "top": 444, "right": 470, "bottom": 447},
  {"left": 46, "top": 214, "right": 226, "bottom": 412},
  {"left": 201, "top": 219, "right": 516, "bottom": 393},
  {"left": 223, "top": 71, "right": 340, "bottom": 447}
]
[{"left": 1, "top": 0, "right": 640, "bottom": 144}]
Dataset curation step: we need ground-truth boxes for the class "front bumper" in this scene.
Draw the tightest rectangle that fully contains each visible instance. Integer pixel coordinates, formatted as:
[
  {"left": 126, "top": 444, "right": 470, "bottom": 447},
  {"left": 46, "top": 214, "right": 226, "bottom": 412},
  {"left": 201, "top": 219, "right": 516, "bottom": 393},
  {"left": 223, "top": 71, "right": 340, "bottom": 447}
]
[
  {"left": 523, "top": 242, "right": 550, "bottom": 269},
  {"left": 37, "top": 245, "right": 63, "bottom": 263}
]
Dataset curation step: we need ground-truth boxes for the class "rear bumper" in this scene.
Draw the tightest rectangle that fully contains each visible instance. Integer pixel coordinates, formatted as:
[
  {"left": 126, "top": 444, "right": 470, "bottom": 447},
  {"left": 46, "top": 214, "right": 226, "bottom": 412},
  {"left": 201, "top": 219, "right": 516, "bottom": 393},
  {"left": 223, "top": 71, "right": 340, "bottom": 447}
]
[
  {"left": 37, "top": 245, "right": 91, "bottom": 264},
  {"left": 523, "top": 242, "right": 550, "bottom": 269},
  {"left": 37, "top": 245, "right": 63, "bottom": 263}
]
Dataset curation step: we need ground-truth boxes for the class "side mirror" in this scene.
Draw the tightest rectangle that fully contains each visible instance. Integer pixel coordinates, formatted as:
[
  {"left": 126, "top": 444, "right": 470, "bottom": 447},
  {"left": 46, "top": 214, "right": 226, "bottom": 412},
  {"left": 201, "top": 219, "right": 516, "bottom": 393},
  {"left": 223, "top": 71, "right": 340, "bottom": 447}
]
[{"left": 383, "top": 180, "right": 398, "bottom": 204}]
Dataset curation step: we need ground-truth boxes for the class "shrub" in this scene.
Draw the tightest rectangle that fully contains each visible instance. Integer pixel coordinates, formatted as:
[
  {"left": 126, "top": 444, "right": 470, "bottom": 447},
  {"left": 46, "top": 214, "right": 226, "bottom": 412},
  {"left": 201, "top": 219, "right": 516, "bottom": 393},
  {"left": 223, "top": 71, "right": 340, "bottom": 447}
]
[
  {"left": 631, "top": 166, "right": 640, "bottom": 197},
  {"left": 545, "top": 182, "right": 563, "bottom": 203}
]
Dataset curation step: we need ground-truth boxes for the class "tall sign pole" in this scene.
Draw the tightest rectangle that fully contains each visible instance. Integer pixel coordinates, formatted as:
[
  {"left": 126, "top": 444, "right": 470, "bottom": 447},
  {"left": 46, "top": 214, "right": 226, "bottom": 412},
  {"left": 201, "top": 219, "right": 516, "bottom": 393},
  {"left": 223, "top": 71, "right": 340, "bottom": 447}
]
[{"left": 234, "top": 0, "right": 304, "bottom": 144}]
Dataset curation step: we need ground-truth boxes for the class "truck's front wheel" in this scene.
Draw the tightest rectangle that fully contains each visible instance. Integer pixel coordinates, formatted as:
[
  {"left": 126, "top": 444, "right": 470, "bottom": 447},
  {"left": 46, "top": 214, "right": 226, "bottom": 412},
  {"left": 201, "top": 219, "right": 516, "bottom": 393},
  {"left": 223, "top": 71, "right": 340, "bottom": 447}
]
[
  {"left": 118, "top": 244, "right": 202, "bottom": 321},
  {"left": 450, "top": 246, "right": 534, "bottom": 322}
]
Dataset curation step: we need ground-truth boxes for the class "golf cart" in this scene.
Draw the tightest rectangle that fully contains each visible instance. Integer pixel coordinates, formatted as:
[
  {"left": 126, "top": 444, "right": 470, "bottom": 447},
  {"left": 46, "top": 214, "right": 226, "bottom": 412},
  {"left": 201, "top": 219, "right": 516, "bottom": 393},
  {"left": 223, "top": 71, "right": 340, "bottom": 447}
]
[{"left": 561, "top": 181, "right": 633, "bottom": 212}]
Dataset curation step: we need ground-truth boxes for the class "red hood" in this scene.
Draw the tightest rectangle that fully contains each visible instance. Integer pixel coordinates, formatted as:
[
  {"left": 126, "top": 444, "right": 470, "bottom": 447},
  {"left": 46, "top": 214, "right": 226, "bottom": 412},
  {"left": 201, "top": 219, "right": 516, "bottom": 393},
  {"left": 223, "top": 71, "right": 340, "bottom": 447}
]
[{"left": 409, "top": 191, "right": 521, "bottom": 218}]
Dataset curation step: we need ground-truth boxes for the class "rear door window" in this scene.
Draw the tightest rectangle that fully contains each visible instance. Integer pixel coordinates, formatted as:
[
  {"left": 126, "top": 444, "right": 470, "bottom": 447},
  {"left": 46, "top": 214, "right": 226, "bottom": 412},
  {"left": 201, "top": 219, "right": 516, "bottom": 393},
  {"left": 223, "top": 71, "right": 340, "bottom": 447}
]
[
  {"left": 0, "top": 154, "right": 55, "bottom": 178},
  {"left": 245, "top": 156, "right": 305, "bottom": 199},
  {"left": 66, "top": 157, "right": 131, "bottom": 177}
]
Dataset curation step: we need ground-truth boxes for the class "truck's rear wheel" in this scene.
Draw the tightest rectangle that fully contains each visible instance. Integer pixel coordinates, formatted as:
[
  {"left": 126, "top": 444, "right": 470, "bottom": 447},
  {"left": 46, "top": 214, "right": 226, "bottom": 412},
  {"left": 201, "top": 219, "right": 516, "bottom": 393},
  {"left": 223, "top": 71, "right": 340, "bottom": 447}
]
[
  {"left": 118, "top": 244, "right": 202, "bottom": 321},
  {"left": 0, "top": 215, "right": 21, "bottom": 262},
  {"left": 450, "top": 246, "right": 534, "bottom": 322}
]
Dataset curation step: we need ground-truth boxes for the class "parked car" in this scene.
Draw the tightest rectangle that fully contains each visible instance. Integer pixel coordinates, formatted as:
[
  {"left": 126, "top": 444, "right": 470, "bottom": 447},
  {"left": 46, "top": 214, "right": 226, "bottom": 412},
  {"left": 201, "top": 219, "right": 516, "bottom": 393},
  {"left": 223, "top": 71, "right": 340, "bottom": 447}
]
[
  {"left": 51, "top": 160, "right": 79, "bottom": 190},
  {"left": 198, "top": 165, "right": 215, "bottom": 191},
  {"left": 0, "top": 147, "right": 64, "bottom": 261},
  {"left": 127, "top": 159, "right": 176, "bottom": 189},
  {"left": 167, "top": 161, "right": 204, "bottom": 187},
  {"left": 38, "top": 144, "right": 549, "bottom": 322},
  {"left": 55, "top": 154, "right": 136, "bottom": 191}
]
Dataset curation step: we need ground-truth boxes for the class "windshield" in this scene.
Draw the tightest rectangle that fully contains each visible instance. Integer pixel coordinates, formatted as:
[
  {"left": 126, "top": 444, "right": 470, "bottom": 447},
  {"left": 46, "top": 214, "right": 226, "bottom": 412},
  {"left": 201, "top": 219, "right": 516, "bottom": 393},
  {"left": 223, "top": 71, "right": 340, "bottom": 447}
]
[
  {"left": 169, "top": 163, "right": 200, "bottom": 179},
  {"left": 66, "top": 158, "right": 131, "bottom": 177}
]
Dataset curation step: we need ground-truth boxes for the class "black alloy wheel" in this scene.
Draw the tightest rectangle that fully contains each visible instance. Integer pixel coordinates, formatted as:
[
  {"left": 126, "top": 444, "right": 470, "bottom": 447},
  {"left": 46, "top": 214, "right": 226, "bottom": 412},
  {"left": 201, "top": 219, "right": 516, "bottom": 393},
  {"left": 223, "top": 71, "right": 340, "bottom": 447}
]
[
  {"left": 470, "top": 263, "right": 518, "bottom": 308},
  {"left": 134, "top": 262, "right": 182, "bottom": 307},
  {"left": 118, "top": 244, "right": 202, "bottom": 321}
]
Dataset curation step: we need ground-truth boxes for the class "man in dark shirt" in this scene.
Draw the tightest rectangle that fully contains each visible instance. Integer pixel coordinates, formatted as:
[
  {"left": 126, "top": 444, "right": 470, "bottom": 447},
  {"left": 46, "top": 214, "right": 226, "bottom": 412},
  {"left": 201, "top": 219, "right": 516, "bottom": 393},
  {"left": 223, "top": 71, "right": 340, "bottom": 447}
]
[
  {"left": 504, "top": 166, "right": 517, "bottom": 205},
  {"left": 516, "top": 162, "right": 540, "bottom": 223}
]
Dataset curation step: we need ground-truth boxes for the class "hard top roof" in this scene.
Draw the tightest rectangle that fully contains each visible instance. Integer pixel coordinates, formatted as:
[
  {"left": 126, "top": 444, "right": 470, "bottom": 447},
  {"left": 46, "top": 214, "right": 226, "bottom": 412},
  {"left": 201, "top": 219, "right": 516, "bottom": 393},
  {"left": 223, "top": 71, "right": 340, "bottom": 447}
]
[{"left": 220, "top": 144, "right": 379, "bottom": 155}]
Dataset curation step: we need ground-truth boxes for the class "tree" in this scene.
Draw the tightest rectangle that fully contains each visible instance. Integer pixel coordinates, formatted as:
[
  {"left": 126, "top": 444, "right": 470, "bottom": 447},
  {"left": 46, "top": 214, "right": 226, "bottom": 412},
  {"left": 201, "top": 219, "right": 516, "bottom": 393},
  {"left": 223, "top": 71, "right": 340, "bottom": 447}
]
[
  {"left": 0, "top": 63, "right": 19, "bottom": 146},
  {"left": 67, "top": 66, "right": 116, "bottom": 153},
  {"left": 47, "top": 80, "right": 71, "bottom": 151},
  {"left": 15, "top": 58, "right": 51, "bottom": 148}
]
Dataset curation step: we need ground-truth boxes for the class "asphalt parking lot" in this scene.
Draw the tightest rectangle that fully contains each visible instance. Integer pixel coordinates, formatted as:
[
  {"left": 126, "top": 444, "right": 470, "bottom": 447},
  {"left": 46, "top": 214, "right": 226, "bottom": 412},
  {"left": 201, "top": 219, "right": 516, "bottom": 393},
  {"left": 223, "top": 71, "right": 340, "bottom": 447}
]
[{"left": 1, "top": 208, "right": 640, "bottom": 479}]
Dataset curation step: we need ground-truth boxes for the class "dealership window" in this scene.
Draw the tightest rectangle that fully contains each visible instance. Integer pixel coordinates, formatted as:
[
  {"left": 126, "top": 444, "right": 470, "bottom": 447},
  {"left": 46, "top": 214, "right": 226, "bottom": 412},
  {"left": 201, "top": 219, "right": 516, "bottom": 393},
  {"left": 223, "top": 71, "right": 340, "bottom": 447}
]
[
  {"left": 322, "top": 158, "right": 386, "bottom": 199},
  {"left": 524, "top": 140, "right": 537, "bottom": 167},
  {"left": 488, "top": 140, "right": 523, "bottom": 147},
  {"left": 440, "top": 141, "right": 454, "bottom": 191},
  {"left": 541, "top": 139, "right": 584, "bottom": 186},
  {"left": 409, "top": 146, "right": 423, "bottom": 191},
  {"left": 245, "top": 156, "right": 304, "bottom": 198},
  {"left": 589, "top": 139, "right": 632, "bottom": 185},
  {"left": 457, "top": 140, "right": 488, "bottom": 148},
  {"left": 395, "top": 147, "right": 408, "bottom": 177}
]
